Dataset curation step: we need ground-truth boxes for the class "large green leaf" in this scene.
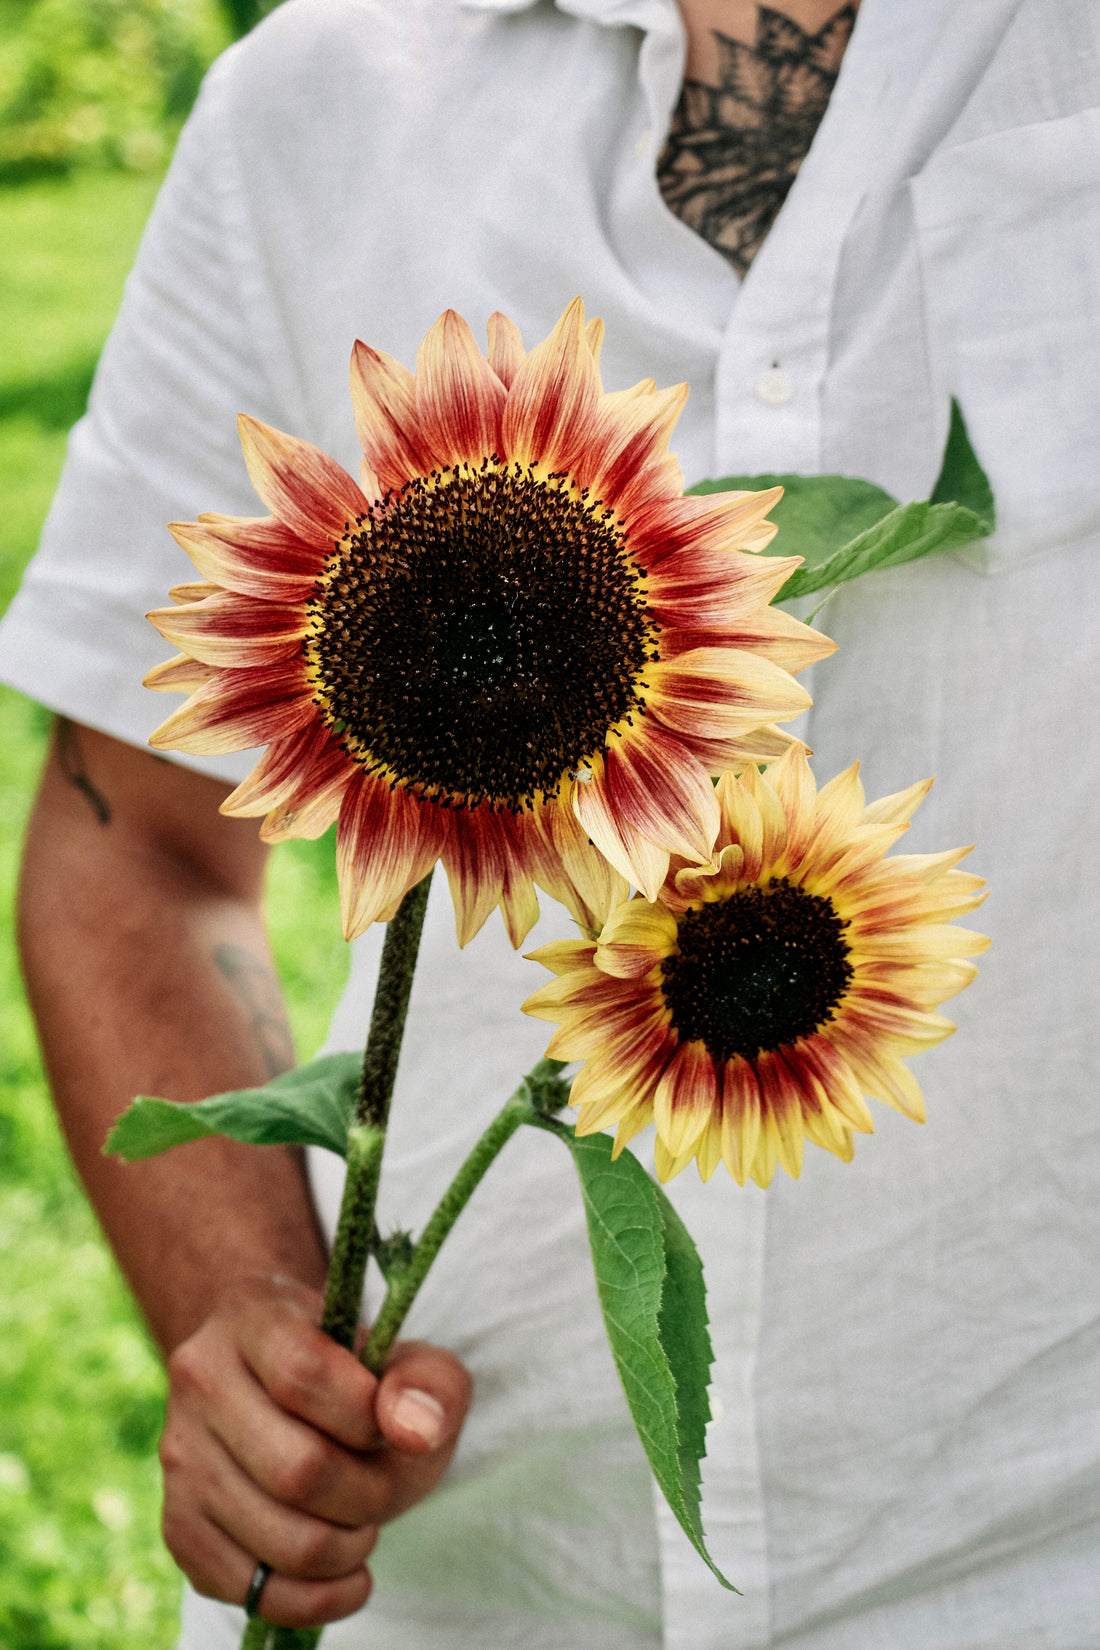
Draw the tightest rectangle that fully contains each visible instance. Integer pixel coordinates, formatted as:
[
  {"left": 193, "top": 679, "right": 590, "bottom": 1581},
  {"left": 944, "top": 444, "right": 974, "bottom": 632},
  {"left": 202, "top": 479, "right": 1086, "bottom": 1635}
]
[
  {"left": 688, "top": 398, "right": 995, "bottom": 603},
  {"left": 930, "top": 396, "right": 996, "bottom": 526},
  {"left": 555, "top": 1128, "right": 734, "bottom": 1590},
  {"left": 104, "top": 1051, "right": 361, "bottom": 1161},
  {"left": 687, "top": 471, "right": 898, "bottom": 571},
  {"left": 774, "top": 497, "right": 990, "bottom": 601}
]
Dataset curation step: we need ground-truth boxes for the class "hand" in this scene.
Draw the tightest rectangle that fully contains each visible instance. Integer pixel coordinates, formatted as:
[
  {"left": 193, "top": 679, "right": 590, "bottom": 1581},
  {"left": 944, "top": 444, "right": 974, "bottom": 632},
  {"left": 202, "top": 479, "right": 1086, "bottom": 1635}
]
[{"left": 159, "top": 1274, "right": 472, "bottom": 1629}]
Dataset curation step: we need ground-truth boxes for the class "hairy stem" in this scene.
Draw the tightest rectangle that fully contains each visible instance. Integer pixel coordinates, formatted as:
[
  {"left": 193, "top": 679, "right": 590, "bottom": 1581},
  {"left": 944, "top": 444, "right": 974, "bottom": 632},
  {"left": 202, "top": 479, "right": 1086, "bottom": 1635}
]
[
  {"left": 319, "top": 873, "right": 432, "bottom": 1349},
  {"left": 246, "top": 875, "right": 432, "bottom": 1650},
  {"left": 361, "top": 1057, "right": 569, "bottom": 1373}
]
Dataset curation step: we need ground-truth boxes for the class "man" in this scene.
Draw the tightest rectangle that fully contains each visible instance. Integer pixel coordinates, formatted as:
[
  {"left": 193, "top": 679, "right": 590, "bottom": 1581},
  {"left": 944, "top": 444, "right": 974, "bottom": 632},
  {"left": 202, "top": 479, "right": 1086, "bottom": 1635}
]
[{"left": 5, "top": 0, "right": 1098, "bottom": 1644}]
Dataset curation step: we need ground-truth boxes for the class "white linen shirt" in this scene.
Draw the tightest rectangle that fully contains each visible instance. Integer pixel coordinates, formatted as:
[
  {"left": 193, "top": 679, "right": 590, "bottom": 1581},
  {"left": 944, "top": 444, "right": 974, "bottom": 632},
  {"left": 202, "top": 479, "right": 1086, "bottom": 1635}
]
[{"left": 2, "top": 0, "right": 1099, "bottom": 1645}]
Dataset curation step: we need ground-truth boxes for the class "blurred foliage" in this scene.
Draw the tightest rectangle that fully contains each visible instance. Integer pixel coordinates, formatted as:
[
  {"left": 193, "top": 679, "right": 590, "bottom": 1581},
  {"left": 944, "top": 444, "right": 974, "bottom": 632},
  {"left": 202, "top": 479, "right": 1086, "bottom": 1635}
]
[
  {"left": 0, "top": 170, "right": 346, "bottom": 1646},
  {"left": 0, "top": 0, "right": 236, "bottom": 180}
]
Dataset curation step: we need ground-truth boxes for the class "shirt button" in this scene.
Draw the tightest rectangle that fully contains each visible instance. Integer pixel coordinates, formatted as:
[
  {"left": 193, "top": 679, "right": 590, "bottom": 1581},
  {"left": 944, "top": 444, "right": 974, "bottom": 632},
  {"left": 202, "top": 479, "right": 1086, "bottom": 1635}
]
[
  {"left": 635, "top": 126, "right": 652, "bottom": 161},
  {"left": 755, "top": 366, "right": 794, "bottom": 406}
]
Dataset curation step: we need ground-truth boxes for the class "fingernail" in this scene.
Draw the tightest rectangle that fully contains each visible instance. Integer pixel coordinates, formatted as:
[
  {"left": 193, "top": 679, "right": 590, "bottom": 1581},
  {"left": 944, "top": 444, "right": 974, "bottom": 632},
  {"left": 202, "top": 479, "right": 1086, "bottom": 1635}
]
[{"left": 392, "top": 1387, "right": 446, "bottom": 1448}]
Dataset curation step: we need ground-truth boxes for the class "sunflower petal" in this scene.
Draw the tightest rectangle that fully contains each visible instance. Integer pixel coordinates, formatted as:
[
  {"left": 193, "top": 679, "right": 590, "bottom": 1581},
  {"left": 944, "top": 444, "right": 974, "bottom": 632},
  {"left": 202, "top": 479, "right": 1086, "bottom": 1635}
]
[
  {"left": 237, "top": 417, "right": 370, "bottom": 549},
  {"left": 415, "top": 309, "right": 506, "bottom": 465},
  {"left": 336, "top": 777, "right": 446, "bottom": 940}
]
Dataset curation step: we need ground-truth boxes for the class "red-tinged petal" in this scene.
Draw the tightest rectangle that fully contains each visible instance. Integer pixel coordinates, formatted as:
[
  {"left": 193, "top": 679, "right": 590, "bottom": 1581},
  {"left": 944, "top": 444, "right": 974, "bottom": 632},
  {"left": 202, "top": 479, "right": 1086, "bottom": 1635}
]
[
  {"left": 237, "top": 416, "right": 370, "bottom": 550},
  {"left": 646, "top": 545, "right": 802, "bottom": 630},
  {"left": 648, "top": 647, "right": 812, "bottom": 747},
  {"left": 840, "top": 993, "right": 957, "bottom": 1052},
  {"left": 596, "top": 898, "right": 677, "bottom": 978},
  {"left": 578, "top": 382, "right": 687, "bottom": 513},
  {"left": 168, "top": 516, "right": 322, "bottom": 601},
  {"left": 143, "top": 653, "right": 219, "bottom": 694},
  {"left": 502, "top": 297, "right": 600, "bottom": 471},
  {"left": 149, "top": 661, "right": 312, "bottom": 755},
  {"left": 765, "top": 745, "right": 818, "bottom": 871},
  {"left": 147, "top": 591, "right": 308, "bottom": 668},
  {"left": 498, "top": 862, "right": 541, "bottom": 950},
  {"left": 440, "top": 804, "right": 511, "bottom": 947},
  {"left": 719, "top": 1059, "right": 762, "bottom": 1185},
  {"left": 336, "top": 776, "right": 446, "bottom": 940},
  {"left": 630, "top": 488, "right": 786, "bottom": 568},
  {"left": 526, "top": 801, "right": 630, "bottom": 936},
  {"left": 415, "top": 310, "right": 505, "bottom": 466},
  {"left": 570, "top": 1016, "right": 674, "bottom": 1122},
  {"left": 795, "top": 1034, "right": 874, "bottom": 1133},
  {"left": 755, "top": 1050, "right": 804, "bottom": 1179},
  {"left": 349, "top": 340, "right": 436, "bottom": 493},
  {"left": 486, "top": 311, "right": 525, "bottom": 389},
  {"left": 220, "top": 716, "right": 351, "bottom": 824},
  {"left": 545, "top": 988, "right": 666, "bottom": 1062},
  {"left": 690, "top": 722, "right": 807, "bottom": 770},
  {"left": 657, "top": 603, "right": 834, "bottom": 676},
  {"left": 852, "top": 921, "right": 990, "bottom": 962},
  {"left": 830, "top": 1032, "right": 928, "bottom": 1123},
  {"left": 654, "top": 1040, "right": 718, "bottom": 1157},
  {"left": 576, "top": 731, "right": 719, "bottom": 896}
]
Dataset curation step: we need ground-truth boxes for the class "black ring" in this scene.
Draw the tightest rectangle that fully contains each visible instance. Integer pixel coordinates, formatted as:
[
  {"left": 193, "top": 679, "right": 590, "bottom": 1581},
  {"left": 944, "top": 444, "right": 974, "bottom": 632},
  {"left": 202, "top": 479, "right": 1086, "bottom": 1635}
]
[{"left": 244, "top": 1560, "right": 273, "bottom": 1619}]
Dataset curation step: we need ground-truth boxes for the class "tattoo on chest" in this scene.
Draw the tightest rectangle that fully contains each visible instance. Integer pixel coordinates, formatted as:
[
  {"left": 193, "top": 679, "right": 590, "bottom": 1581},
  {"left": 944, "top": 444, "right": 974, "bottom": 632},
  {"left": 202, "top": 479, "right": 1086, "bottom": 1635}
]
[{"left": 657, "top": 4, "right": 859, "bottom": 276}]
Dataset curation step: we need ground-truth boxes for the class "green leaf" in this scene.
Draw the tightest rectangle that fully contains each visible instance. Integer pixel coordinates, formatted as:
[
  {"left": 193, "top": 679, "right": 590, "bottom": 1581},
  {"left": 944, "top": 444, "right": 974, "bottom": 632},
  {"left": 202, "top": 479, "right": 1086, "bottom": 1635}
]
[
  {"left": 774, "top": 497, "right": 991, "bottom": 601},
  {"left": 686, "top": 472, "right": 899, "bottom": 572},
  {"left": 930, "top": 397, "right": 996, "bottom": 527},
  {"left": 555, "top": 1128, "right": 734, "bottom": 1590},
  {"left": 104, "top": 1051, "right": 361, "bottom": 1161}
]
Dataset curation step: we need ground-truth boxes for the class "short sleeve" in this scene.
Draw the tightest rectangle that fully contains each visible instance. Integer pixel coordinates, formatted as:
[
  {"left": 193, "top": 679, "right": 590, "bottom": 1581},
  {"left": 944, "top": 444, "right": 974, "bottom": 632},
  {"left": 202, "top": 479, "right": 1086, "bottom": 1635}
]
[{"left": 0, "top": 47, "right": 283, "bottom": 782}]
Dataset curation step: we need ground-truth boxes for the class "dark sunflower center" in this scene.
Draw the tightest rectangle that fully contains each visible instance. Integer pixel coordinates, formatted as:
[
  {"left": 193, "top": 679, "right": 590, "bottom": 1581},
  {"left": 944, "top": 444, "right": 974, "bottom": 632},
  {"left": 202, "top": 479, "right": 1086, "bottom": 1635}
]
[
  {"left": 660, "top": 878, "right": 853, "bottom": 1062},
  {"left": 306, "top": 460, "right": 657, "bottom": 810}
]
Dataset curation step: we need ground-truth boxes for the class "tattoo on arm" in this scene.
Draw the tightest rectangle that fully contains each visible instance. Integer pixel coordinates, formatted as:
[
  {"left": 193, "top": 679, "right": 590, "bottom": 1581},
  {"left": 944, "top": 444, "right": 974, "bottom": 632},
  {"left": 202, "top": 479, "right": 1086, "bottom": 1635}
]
[
  {"left": 55, "top": 717, "right": 112, "bottom": 825},
  {"left": 657, "top": 4, "right": 859, "bottom": 276},
  {"left": 213, "top": 943, "right": 295, "bottom": 1079}
]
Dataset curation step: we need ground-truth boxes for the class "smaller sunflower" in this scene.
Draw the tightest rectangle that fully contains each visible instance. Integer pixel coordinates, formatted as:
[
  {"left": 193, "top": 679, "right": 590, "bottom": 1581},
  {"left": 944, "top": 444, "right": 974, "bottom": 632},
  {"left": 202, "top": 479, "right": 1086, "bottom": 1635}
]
[{"left": 523, "top": 746, "right": 988, "bottom": 1187}]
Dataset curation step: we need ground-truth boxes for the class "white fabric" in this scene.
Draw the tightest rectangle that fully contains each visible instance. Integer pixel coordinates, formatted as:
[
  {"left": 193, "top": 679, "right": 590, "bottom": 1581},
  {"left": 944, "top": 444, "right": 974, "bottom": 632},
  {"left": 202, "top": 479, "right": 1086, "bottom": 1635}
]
[{"left": 2, "top": 0, "right": 1099, "bottom": 1644}]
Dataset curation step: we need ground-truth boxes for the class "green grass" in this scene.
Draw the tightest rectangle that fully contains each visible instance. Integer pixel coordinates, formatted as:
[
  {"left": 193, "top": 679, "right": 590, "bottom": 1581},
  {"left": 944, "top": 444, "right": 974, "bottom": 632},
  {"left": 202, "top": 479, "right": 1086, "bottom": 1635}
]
[{"left": 0, "top": 170, "right": 348, "bottom": 1647}]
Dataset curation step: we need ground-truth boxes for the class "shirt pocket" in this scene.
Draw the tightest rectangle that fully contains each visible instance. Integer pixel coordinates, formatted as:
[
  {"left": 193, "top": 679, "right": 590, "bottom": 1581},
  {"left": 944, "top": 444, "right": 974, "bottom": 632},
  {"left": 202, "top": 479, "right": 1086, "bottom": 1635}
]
[{"left": 910, "top": 107, "right": 1100, "bottom": 572}]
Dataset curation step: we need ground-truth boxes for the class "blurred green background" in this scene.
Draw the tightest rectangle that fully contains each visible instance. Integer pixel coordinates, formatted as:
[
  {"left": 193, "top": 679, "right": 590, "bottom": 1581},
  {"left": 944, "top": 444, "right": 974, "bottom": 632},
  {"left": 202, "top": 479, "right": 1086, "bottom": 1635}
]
[{"left": 0, "top": 1, "right": 349, "bottom": 1643}]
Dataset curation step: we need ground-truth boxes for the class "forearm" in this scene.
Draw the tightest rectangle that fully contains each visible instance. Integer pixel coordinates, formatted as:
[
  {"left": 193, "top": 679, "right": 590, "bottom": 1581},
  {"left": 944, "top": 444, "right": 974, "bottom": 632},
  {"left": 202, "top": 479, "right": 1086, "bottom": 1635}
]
[{"left": 18, "top": 723, "right": 329, "bottom": 1353}]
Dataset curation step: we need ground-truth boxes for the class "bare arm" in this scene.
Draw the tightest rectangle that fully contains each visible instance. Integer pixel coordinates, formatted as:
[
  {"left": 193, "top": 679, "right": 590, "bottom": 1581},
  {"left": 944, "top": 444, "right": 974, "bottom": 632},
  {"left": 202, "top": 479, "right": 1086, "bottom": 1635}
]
[{"left": 18, "top": 722, "right": 470, "bottom": 1629}]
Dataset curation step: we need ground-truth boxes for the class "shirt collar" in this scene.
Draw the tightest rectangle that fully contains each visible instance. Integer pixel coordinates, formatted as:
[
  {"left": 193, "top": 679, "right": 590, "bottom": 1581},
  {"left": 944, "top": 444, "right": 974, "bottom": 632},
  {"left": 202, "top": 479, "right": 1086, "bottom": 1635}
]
[{"left": 458, "top": 0, "right": 678, "bottom": 31}]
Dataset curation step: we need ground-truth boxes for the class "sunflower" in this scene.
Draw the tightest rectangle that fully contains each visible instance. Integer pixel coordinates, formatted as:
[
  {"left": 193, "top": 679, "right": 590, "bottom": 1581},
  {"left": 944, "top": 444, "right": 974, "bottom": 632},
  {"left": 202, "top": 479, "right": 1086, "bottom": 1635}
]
[
  {"left": 146, "top": 300, "right": 832, "bottom": 946},
  {"left": 523, "top": 746, "right": 988, "bottom": 1185}
]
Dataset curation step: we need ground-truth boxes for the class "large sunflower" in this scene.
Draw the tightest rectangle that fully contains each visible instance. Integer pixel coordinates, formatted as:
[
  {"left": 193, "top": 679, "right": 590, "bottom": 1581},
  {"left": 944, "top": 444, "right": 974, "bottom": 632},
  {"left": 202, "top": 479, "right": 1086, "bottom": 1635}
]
[
  {"left": 524, "top": 746, "right": 989, "bottom": 1185},
  {"left": 146, "top": 300, "right": 832, "bottom": 945}
]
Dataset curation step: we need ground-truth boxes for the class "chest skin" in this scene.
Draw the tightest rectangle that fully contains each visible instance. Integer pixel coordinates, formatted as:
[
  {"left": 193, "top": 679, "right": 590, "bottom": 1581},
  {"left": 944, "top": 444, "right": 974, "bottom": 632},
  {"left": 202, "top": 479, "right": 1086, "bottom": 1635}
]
[{"left": 658, "top": 0, "right": 861, "bottom": 275}]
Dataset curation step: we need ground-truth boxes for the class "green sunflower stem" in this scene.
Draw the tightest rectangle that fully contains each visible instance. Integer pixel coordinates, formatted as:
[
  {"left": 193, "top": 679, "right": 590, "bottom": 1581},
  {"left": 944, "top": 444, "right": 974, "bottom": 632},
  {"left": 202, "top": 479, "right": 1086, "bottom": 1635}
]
[
  {"left": 242, "top": 876, "right": 432, "bottom": 1650},
  {"left": 360, "top": 1056, "right": 571, "bottom": 1374},
  {"left": 319, "top": 872, "right": 433, "bottom": 1349}
]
